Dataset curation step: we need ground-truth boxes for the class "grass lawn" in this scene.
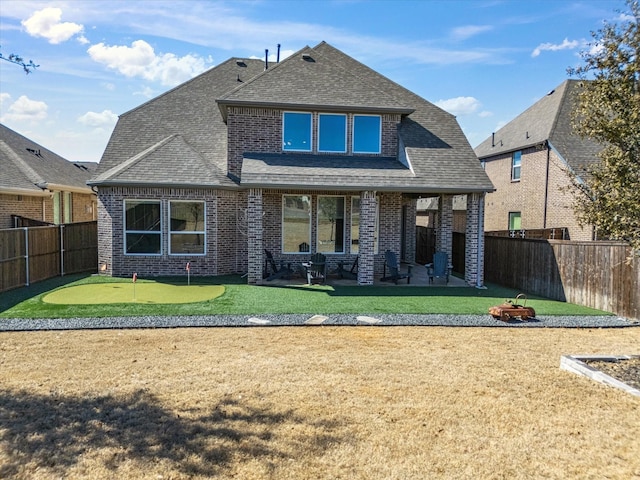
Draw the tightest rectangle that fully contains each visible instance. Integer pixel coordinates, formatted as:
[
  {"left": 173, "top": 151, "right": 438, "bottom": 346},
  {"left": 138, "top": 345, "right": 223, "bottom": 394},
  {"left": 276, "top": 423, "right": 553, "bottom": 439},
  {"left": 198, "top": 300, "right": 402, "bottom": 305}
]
[
  {"left": 0, "top": 273, "right": 610, "bottom": 319},
  {"left": 1, "top": 326, "right": 638, "bottom": 479}
]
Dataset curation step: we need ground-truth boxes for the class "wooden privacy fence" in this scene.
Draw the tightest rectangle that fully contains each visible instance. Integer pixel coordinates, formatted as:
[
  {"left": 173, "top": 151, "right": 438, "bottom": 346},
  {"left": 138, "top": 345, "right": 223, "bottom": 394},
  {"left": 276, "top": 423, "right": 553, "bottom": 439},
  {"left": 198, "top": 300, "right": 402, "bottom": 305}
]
[
  {"left": 417, "top": 229, "right": 638, "bottom": 320},
  {"left": 483, "top": 237, "right": 639, "bottom": 321},
  {"left": 0, "top": 221, "right": 97, "bottom": 293}
]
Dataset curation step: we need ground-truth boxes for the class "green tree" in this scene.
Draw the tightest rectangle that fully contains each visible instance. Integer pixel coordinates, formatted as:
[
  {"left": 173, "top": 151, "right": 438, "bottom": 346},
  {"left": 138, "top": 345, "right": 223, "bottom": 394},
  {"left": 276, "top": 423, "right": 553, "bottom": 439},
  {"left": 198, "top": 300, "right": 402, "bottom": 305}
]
[{"left": 567, "top": 0, "right": 639, "bottom": 255}]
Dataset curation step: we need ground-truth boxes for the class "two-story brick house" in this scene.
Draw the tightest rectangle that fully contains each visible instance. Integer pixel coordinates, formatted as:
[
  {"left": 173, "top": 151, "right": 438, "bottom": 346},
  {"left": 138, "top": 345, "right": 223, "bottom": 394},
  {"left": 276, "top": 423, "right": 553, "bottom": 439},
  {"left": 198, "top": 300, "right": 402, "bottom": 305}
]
[
  {"left": 90, "top": 42, "right": 493, "bottom": 286},
  {"left": 1, "top": 124, "right": 97, "bottom": 228},
  {"left": 475, "top": 80, "right": 602, "bottom": 240}
]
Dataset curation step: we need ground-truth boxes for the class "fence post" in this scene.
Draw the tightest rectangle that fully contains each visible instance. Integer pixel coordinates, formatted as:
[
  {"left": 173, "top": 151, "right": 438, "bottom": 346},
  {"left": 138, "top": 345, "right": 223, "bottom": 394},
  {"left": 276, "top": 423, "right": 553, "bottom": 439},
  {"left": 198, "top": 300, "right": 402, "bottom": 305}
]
[
  {"left": 24, "top": 227, "right": 30, "bottom": 286},
  {"left": 60, "top": 224, "right": 65, "bottom": 277}
]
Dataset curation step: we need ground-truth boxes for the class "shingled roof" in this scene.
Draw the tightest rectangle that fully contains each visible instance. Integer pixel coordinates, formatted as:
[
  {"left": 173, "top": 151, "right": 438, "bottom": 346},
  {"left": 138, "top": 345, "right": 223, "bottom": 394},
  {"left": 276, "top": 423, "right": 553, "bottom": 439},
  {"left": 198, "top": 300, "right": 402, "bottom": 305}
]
[
  {"left": 474, "top": 79, "right": 603, "bottom": 176},
  {"left": 92, "top": 42, "right": 493, "bottom": 194},
  {"left": 0, "top": 123, "right": 94, "bottom": 196}
]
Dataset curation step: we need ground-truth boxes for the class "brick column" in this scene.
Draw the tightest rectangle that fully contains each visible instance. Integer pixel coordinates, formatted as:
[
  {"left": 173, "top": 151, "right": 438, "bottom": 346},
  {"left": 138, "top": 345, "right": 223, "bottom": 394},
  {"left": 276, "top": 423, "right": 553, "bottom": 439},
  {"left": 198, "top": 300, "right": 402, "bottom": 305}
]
[
  {"left": 358, "top": 191, "right": 377, "bottom": 285},
  {"left": 247, "top": 188, "right": 263, "bottom": 284},
  {"left": 465, "top": 193, "right": 485, "bottom": 287},
  {"left": 436, "top": 194, "right": 453, "bottom": 260}
]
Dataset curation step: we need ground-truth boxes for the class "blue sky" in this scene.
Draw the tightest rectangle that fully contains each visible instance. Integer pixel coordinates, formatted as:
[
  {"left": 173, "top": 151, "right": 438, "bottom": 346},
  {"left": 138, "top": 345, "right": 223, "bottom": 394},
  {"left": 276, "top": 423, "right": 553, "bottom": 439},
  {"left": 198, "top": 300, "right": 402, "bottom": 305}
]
[{"left": 0, "top": 0, "right": 631, "bottom": 162}]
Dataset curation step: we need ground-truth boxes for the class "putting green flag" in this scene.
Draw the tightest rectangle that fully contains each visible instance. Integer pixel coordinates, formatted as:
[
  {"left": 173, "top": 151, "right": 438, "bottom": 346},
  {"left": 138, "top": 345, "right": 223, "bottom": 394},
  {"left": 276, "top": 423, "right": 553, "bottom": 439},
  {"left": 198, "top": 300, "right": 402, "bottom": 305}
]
[{"left": 133, "top": 272, "right": 137, "bottom": 283}]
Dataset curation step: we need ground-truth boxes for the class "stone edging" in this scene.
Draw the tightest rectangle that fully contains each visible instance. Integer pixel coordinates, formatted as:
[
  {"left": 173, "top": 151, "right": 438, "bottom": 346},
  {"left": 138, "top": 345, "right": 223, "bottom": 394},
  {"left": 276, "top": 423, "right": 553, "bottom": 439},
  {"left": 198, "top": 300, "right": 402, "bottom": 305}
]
[{"left": 560, "top": 355, "right": 640, "bottom": 397}]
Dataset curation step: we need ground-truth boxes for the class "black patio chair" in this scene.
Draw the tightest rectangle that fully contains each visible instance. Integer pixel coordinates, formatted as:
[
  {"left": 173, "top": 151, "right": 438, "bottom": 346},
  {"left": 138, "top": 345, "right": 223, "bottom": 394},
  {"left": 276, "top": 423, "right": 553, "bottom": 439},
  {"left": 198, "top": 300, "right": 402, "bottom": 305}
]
[
  {"left": 302, "top": 252, "right": 327, "bottom": 285},
  {"left": 263, "top": 249, "right": 294, "bottom": 281},
  {"left": 334, "top": 256, "right": 358, "bottom": 279},
  {"left": 381, "top": 250, "right": 412, "bottom": 284},
  {"left": 426, "top": 251, "right": 452, "bottom": 284}
]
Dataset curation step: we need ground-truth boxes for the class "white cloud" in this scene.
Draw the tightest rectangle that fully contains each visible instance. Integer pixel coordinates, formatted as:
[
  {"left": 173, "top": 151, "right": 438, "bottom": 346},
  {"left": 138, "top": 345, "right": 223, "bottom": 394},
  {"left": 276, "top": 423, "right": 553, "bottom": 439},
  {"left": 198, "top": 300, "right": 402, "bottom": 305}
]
[
  {"left": 451, "top": 25, "right": 493, "bottom": 41},
  {"left": 77, "top": 109, "right": 118, "bottom": 128},
  {"left": 22, "top": 7, "right": 84, "bottom": 44},
  {"left": 0, "top": 95, "right": 48, "bottom": 123},
  {"left": 101, "top": 82, "right": 116, "bottom": 91},
  {"left": 478, "top": 111, "right": 493, "bottom": 118},
  {"left": 0, "top": 93, "right": 11, "bottom": 107},
  {"left": 531, "top": 38, "right": 579, "bottom": 57},
  {"left": 87, "top": 40, "right": 213, "bottom": 86},
  {"left": 134, "top": 86, "right": 156, "bottom": 99},
  {"left": 435, "top": 96, "right": 482, "bottom": 116}
]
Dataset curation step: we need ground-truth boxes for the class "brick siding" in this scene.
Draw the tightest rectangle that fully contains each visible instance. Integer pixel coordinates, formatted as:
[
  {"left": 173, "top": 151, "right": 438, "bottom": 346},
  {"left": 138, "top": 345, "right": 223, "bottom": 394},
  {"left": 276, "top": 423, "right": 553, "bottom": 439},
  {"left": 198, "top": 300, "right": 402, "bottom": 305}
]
[{"left": 483, "top": 146, "right": 593, "bottom": 240}]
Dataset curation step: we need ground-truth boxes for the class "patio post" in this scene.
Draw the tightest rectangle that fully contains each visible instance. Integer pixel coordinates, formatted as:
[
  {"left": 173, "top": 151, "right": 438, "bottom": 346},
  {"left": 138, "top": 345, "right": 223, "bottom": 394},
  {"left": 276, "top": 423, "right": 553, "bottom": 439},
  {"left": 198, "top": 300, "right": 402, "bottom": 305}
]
[
  {"left": 436, "top": 194, "right": 453, "bottom": 261},
  {"left": 358, "top": 191, "right": 377, "bottom": 285},
  {"left": 465, "top": 193, "right": 486, "bottom": 288},
  {"left": 246, "top": 188, "right": 263, "bottom": 284}
]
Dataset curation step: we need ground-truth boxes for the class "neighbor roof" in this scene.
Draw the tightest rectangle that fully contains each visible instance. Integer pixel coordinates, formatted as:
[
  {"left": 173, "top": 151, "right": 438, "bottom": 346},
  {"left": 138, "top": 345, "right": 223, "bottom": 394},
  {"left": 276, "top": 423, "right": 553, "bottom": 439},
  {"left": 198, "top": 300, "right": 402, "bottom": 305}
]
[
  {"left": 0, "top": 123, "right": 95, "bottom": 196},
  {"left": 92, "top": 42, "right": 493, "bottom": 194},
  {"left": 474, "top": 80, "right": 603, "bottom": 176}
]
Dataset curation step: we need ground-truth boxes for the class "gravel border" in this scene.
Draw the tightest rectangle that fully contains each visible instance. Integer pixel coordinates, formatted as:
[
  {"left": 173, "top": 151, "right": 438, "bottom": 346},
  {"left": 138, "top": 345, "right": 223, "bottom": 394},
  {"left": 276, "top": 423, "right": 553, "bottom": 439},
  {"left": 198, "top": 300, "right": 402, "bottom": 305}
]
[{"left": 0, "top": 314, "right": 637, "bottom": 331}]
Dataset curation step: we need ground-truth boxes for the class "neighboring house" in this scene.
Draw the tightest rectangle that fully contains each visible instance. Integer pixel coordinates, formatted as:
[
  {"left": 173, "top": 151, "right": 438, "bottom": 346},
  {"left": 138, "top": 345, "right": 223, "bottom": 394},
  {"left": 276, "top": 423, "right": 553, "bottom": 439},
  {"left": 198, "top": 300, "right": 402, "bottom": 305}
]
[
  {"left": 475, "top": 80, "right": 602, "bottom": 240},
  {"left": 89, "top": 42, "right": 493, "bottom": 286},
  {"left": 0, "top": 124, "right": 97, "bottom": 228}
]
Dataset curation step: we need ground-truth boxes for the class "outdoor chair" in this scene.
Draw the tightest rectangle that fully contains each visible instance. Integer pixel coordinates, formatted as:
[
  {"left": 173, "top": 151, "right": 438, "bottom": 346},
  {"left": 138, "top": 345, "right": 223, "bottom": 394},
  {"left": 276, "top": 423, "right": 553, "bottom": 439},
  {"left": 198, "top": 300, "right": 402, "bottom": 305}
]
[
  {"left": 334, "top": 256, "right": 358, "bottom": 279},
  {"left": 426, "top": 251, "right": 452, "bottom": 285},
  {"left": 302, "top": 252, "right": 327, "bottom": 285},
  {"left": 381, "top": 250, "right": 412, "bottom": 284},
  {"left": 263, "top": 249, "right": 294, "bottom": 281}
]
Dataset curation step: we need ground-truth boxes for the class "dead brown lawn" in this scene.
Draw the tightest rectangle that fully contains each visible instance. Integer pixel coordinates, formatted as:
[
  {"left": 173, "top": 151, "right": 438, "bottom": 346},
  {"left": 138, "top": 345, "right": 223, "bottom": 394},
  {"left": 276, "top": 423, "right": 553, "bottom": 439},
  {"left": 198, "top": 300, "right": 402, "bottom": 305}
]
[{"left": 1, "top": 326, "right": 639, "bottom": 480}]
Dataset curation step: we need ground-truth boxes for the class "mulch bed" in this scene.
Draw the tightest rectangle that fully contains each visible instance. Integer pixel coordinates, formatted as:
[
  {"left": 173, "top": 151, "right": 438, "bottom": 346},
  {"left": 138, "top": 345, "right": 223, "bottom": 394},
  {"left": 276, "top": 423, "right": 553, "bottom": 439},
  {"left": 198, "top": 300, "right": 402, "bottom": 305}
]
[{"left": 586, "top": 357, "right": 640, "bottom": 391}]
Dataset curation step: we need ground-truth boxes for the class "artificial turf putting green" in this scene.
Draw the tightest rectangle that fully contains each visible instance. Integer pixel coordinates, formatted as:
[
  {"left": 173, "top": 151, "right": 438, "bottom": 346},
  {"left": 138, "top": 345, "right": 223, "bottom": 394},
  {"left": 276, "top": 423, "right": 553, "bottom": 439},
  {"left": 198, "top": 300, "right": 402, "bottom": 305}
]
[{"left": 43, "top": 283, "right": 225, "bottom": 305}]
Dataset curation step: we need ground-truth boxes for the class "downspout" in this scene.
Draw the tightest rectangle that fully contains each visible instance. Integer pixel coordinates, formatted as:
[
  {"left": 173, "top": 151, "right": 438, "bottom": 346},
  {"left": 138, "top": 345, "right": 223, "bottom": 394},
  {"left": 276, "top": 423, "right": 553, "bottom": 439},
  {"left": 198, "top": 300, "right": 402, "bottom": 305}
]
[{"left": 543, "top": 141, "right": 551, "bottom": 228}]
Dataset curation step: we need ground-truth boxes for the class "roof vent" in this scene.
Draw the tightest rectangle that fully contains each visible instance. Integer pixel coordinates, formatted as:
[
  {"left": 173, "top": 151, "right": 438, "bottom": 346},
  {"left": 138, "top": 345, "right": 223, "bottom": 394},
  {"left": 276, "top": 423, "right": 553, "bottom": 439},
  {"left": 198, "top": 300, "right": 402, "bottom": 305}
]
[
  {"left": 236, "top": 60, "right": 247, "bottom": 67},
  {"left": 302, "top": 53, "right": 315, "bottom": 62},
  {"left": 547, "top": 89, "right": 555, "bottom": 96},
  {"left": 26, "top": 148, "right": 43, "bottom": 158}
]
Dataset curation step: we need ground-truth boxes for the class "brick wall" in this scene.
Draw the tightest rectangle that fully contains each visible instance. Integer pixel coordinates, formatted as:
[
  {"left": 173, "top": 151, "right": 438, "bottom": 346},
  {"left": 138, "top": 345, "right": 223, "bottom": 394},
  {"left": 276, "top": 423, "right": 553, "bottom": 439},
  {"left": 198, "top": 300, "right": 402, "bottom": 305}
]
[
  {"left": 97, "top": 186, "right": 247, "bottom": 278},
  {"left": 483, "top": 146, "right": 593, "bottom": 240},
  {"left": 226, "top": 107, "right": 400, "bottom": 180},
  {"left": 0, "top": 194, "right": 49, "bottom": 228}
]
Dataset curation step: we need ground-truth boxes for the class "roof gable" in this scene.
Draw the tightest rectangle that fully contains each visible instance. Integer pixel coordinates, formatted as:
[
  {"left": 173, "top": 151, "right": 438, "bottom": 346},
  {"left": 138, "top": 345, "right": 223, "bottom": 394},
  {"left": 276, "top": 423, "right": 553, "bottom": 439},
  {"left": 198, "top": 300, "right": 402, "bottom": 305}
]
[
  {"left": 217, "top": 44, "right": 414, "bottom": 115},
  {"left": 474, "top": 80, "right": 603, "bottom": 174},
  {"left": 92, "top": 134, "right": 225, "bottom": 186}
]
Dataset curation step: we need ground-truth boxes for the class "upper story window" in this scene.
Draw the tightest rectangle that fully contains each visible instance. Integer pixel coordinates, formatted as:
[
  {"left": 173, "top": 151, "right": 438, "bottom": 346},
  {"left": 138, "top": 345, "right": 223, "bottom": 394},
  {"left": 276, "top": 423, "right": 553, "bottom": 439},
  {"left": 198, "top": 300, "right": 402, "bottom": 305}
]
[
  {"left": 283, "top": 112, "right": 312, "bottom": 151},
  {"left": 318, "top": 113, "right": 347, "bottom": 153},
  {"left": 353, "top": 114, "right": 381, "bottom": 154},
  {"left": 125, "top": 200, "right": 161, "bottom": 255},
  {"left": 511, "top": 151, "right": 522, "bottom": 181}
]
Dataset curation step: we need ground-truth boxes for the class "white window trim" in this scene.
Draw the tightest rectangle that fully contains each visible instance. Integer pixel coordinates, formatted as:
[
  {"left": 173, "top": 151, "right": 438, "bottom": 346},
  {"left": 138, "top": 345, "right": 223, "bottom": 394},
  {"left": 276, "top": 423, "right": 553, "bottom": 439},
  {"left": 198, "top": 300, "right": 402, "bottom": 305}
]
[
  {"left": 282, "top": 194, "right": 312, "bottom": 254},
  {"left": 169, "top": 200, "right": 206, "bottom": 256},
  {"left": 123, "top": 199, "right": 162, "bottom": 256},
  {"left": 282, "top": 111, "right": 313, "bottom": 152},
  {"left": 317, "top": 113, "right": 347, "bottom": 153},
  {"left": 317, "top": 195, "right": 346, "bottom": 254},
  {"left": 511, "top": 151, "right": 522, "bottom": 182},
  {"left": 352, "top": 114, "right": 382, "bottom": 154}
]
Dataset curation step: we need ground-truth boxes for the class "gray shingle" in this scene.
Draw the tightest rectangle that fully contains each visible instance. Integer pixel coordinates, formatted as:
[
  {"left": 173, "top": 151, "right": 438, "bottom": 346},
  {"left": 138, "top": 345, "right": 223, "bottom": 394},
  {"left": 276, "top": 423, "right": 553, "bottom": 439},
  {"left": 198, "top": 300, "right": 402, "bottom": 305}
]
[
  {"left": 474, "top": 80, "right": 603, "bottom": 177},
  {"left": 93, "top": 42, "right": 493, "bottom": 194},
  {"left": 1, "top": 123, "right": 94, "bottom": 194}
]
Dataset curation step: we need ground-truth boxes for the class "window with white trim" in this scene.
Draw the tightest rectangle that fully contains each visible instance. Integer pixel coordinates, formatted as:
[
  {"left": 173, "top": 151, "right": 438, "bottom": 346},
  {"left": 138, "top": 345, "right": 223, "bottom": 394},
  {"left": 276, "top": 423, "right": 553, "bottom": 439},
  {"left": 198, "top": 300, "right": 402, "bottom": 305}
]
[
  {"left": 169, "top": 201, "right": 206, "bottom": 255},
  {"left": 283, "top": 112, "right": 312, "bottom": 151},
  {"left": 350, "top": 196, "right": 379, "bottom": 254},
  {"left": 508, "top": 211, "right": 521, "bottom": 230},
  {"left": 353, "top": 114, "right": 381, "bottom": 154},
  {"left": 317, "top": 196, "right": 345, "bottom": 253},
  {"left": 318, "top": 113, "right": 347, "bottom": 153},
  {"left": 511, "top": 151, "right": 522, "bottom": 181},
  {"left": 282, "top": 195, "right": 311, "bottom": 253},
  {"left": 124, "top": 200, "right": 161, "bottom": 255}
]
